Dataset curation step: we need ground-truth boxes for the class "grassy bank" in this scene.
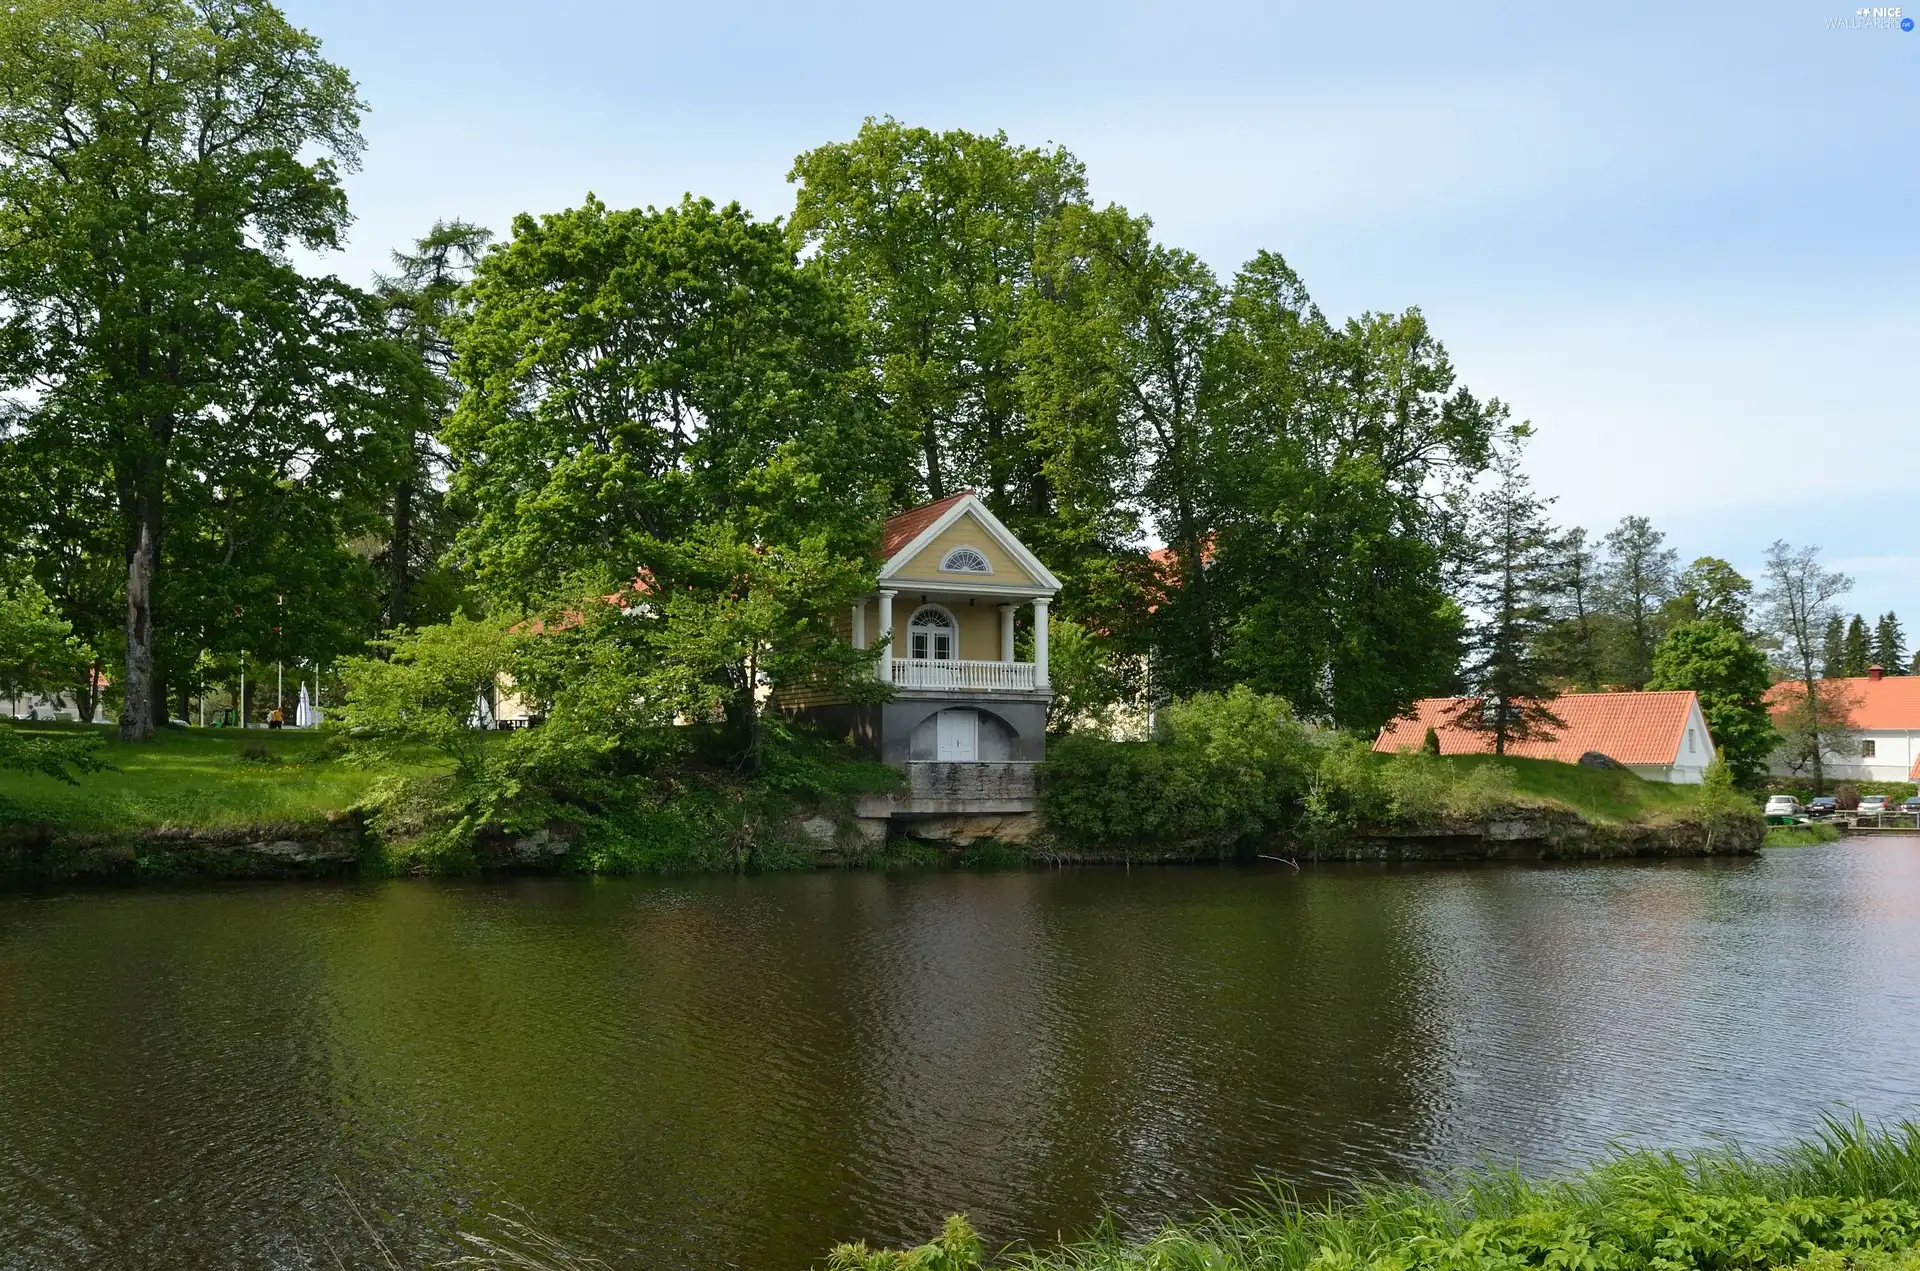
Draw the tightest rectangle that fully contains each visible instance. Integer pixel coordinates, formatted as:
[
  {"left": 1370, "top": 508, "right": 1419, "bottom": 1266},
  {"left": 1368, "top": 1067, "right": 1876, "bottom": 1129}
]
[
  {"left": 830, "top": 1118, "right": 1920, "bottom": 1271},
  {"left": 1766, "top": 823, "right": 1846, "bottom": 847},
  {"left": 0, "top": 722, "right": 430, "bottom": 832},
  {"left": 1442, "top": 754, "right": 1706, "bottom": 824}
]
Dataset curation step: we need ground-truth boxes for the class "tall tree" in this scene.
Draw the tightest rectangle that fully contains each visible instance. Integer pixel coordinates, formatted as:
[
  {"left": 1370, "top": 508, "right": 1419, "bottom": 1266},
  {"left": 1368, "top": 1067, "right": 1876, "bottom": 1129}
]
[
  {"left": 1445, "top": 428, "right": 1562, "bottom": 755},
  {"left": 1822, "top": 613, "right": 1847, "bottom": 679},
  {"left": 1647, "top": 620, "right": 1774, "bottom": 786},
  {"left": 1537, "top": 527, "right": 1612, "bottom": 690},
  {"left": 1841, "top": 614, "right": 1872, "bottom": 678},
  {"left": 1597, "top": 515, "right": 1677, "bottom": 688},
  {"left": 1668, "top": 556, "right": 1753, "bottom": 631},
  {"left": 0, "top": 0, "right": 365, "bottom": 738},
  {"left": 1759, "top": 541, "right": 1854, "bottom": 792},
  {"left": 375, "top": 220, "right": 491, "bottom": 630},
  {"left": 1203, "top": 262, "right": 1494, "bottom": 728},
  {"left": 1872, "top": 613, "right": 1906, "bottom": 675},
  {"left": 1024, "top": 204, "right": 1227, "bottom": 691},
  {"left": 443, "top": 195, "right": 905, "bottom": 762},
  {"left": 787, "top": 120, "right": 1088, "bottom": 513}
]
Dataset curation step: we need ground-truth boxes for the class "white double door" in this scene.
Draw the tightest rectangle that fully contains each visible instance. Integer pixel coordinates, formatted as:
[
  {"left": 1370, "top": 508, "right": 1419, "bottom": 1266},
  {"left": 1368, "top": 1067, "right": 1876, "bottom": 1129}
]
[{"left": 934, "top": 708, "right": 978, "bottom": 762}]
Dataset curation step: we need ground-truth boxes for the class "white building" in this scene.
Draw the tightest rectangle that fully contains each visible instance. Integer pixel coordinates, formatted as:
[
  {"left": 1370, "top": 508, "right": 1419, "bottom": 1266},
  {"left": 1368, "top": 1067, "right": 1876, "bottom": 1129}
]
[{"left": 1768, "top": 667, "right": 1920, "bottom": 784}]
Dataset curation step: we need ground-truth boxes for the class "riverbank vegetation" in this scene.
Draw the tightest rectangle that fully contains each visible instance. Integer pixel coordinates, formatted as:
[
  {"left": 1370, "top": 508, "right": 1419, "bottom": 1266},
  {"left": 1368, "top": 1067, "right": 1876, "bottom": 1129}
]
[
  {"left": 1040, "top": 687, "right": 1756, "bottom": 859},
  {"left": 830, "top": 1118, "right": 1920, "bottom": 1271},
  {"left": 1765, "top": 823, "right": 1846, "bottom": 848},
  {"left": 0, "top": 0, "right": 1882, "bottom": 859}
]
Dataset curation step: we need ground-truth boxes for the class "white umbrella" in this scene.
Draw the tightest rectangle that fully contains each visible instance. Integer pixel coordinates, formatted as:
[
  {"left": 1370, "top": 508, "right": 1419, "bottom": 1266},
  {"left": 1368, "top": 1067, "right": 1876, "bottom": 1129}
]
[{"left": 295, "top": 682, "right": 315, "bottom": 728}]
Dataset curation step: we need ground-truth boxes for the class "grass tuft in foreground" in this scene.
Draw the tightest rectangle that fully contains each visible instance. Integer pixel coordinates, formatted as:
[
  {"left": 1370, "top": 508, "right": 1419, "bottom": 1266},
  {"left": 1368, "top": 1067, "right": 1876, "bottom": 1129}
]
[{"left": 826, "top": 1116, "right": 1920, "bottom": 1271}]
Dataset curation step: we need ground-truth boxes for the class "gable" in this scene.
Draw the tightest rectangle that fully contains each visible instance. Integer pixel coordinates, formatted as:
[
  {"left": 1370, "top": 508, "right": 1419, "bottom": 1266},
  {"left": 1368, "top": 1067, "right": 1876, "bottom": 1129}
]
[
  {"left": 891, "top": 511, "right": 1039, "bottom": 585},
  {"left": 878, "top": 493, "right": 1061, "bottom": 592}
]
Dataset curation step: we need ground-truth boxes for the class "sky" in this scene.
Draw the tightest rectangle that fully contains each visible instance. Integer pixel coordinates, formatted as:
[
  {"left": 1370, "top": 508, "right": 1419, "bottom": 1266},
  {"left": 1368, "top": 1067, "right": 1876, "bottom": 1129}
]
[{"left": 280, "top": 0, "right": 1919, "bottom": 627}]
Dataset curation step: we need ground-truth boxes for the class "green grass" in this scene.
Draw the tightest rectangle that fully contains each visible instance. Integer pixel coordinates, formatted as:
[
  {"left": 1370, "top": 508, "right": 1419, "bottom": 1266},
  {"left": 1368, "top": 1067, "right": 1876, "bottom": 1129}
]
[
  {"left": 1427, "top": 754, "right": 1709, "bottom": 825},
  {"left": 829, "top": 1116, "right": 1920, "bottom": 1271},
  {"left": 0, "top": 721, "right": 438, "bottom": 833},
  {"left": 1766, "top": 823, "right": 1846, "bottom": 848}
]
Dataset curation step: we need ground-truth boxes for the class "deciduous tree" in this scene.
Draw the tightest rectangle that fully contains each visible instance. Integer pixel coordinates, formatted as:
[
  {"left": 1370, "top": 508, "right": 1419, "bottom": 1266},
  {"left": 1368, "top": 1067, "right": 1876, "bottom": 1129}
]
[
  {"left": 1598, "top": 515, "right": 1677, "bottom": 688},
  {"left": 1759, "top": 541, "right": 1853, "bottom": 792},
  {"left": 1647, "top": 619, "right": 1774, "bottom": 785},
  {"left": 0, "top": 0, "right": 366, "bottom": 738}
]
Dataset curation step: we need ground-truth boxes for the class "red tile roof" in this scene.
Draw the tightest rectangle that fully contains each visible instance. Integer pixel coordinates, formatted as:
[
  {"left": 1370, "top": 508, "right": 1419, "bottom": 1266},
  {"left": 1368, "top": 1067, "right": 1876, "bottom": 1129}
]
[
  {"left": 881, "top": 490, "right": 973, "bottom": 558},
  {"left": 1374, "top": 690, "right": 1704, "bottom": 766},
  {"left": 1764, "top": 675, "right": 1920, "bottom": 730}
]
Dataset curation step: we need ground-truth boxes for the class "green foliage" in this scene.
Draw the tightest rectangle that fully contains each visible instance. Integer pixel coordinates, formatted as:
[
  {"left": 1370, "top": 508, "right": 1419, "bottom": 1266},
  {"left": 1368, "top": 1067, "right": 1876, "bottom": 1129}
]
[
  {"left": 0, "top": 0, "right": 385, "bottom": 738},
  {"left": 1648, "top": 620, "right": 1776, "bottom": 785},
  {"left": 0, "top": 576, "right": 91, "bottom": 704},
  {"left": 336, "top": 615, "right": 520, "bottom": 781},
  {"left": 1872, "top": 614, "right": 1907, "bottom": 675},
  {"left": 0, "top": 720, "right": 106, "bottom": 792},
  {"left": 1668, "top": 557, "right": 1755, "bottom": 632},
  {"left": 1448, "top": 428, "right": 1563, "bottom": 753},
  {"left": 1039, "top": 687, "right": 1315, "bottom": 854},
  {"left": 1764, "top": 823, "right": 1843, "bottom": 847},
  {"left": 840, "top": 1119, "right": 1920, "bottom": 1271},
  {"left": 1044, "top": 616, "right": 1141, "bottom": 735},
  {"left": 1302, "top": 741, "right": 1519, "bottom": 842}
]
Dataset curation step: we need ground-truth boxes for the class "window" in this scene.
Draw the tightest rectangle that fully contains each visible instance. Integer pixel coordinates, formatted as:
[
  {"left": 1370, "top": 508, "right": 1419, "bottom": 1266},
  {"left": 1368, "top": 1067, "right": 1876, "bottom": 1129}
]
[
  {"left": 1688, "top": 729, "right": 1696, "bottom": 754},
  {"left": 1861, "top": 739, "right": 1877, "bottom": 758},
  {"left": 908, "top": 605, "right": 956, "bottom": 661},
  {"left": 939, "top": 546, "right": 992, "bottom": 574}
]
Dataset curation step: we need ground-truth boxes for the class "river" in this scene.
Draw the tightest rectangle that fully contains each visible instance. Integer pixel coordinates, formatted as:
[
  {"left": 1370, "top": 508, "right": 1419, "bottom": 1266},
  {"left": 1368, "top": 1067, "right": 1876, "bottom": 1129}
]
[{"left": 3, "top": 843, "right": 1919, "bottom": 1269}]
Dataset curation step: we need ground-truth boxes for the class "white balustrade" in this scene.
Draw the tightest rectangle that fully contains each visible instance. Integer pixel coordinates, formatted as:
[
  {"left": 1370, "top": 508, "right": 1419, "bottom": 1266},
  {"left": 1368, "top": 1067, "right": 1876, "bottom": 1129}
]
[{"left": 891, "top": 658, "right": 1039, "bottom": 691}]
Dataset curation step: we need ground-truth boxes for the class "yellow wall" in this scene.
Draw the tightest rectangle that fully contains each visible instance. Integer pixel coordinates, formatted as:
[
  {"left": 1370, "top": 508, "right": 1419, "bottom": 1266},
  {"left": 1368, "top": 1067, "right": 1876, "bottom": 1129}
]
[
  {"left": 851, "top": 594, "right": 1013, "bottom": 661},
  {"left": 891, "top": 514, "right": 1038, "bottom": 585}
]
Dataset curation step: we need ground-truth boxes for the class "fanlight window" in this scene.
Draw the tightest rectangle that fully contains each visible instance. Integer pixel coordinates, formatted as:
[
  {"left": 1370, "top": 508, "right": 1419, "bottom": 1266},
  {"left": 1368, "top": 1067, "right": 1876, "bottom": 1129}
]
[
  {"left": 908, "top": 605, "right": 956, "bottom": 661},
  {"left": 939, "top": 546, "right": 992, "bottom": 574}
]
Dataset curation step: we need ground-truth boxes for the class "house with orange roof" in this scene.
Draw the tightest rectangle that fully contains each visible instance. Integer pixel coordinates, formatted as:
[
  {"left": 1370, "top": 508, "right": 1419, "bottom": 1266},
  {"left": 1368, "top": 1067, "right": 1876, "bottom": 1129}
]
[
  {"left": 1374, "top": 690, "right": 1716, "bottom": 783},
  {"left": 780, "top": 490, "right": 1062, "bottom": 835},
  {"left": 1765, "top": 666, "right": 1920, "bottom": 783}
]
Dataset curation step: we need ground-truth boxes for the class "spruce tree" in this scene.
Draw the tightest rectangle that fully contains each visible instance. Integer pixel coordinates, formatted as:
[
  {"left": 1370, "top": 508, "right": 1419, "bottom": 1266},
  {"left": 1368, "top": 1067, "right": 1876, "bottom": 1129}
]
[
  {"left": 1445, "top": 428, "right": 1563, "bottom": 755},
  {"left": 1842, "top": 614, "right": 1872, "bottom": 677},
  {"left": 1873, "top": 613, "right": 1906, "bottom": 675},
  {"left": 1822, "top": 614, "right": 1847, "bottom": 678}
]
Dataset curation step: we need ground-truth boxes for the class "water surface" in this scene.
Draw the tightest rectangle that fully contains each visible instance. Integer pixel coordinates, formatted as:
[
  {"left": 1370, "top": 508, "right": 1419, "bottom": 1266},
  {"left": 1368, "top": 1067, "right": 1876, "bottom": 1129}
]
[{"left": 3, "top": 843, "right": 1918, "bottom": 1269}]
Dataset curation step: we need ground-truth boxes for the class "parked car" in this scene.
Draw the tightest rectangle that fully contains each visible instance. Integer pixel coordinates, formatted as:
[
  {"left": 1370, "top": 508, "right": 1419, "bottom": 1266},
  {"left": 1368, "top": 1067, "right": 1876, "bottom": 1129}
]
[
  {"left": 1764, "top": 795, "right": 1802, "bottom": 820},
  {"left": 1858, "top": 794, "right": 1890, "bottom": 816},
  {"left": 1903, "top": 797, "right": 1920, "bottom": 813},
  {"left": 1807, "top": 796, "right": 1838, "bottom": 817}
]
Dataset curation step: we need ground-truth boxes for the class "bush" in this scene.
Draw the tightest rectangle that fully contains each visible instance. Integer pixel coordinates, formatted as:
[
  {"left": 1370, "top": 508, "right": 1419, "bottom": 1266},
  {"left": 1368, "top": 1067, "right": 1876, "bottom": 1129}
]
[{"left": 1039, "top": 687, "right": 1315, "bottom": 855}]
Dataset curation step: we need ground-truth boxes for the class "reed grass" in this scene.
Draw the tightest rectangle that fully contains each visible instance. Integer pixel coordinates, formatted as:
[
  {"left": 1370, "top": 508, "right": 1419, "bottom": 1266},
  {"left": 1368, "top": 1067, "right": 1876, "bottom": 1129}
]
[{"left": 827, "top": 1116, "right": 1920, "bottom": 1271}]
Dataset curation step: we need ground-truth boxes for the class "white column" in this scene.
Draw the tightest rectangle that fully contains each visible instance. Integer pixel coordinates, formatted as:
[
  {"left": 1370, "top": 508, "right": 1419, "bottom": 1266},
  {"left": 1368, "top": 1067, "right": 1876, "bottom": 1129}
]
[
  {"left": 999, "top": 604, "right": 1016, "bottom": 662},
  {"left": 876, "top": 589, "right": 896, "bottom": 683},
  {"left": 851, "top": 599, "right": 866, "bottom": 650},
  {"left": 1032, "top": 596, "right": 1050, "bottom": 688}
]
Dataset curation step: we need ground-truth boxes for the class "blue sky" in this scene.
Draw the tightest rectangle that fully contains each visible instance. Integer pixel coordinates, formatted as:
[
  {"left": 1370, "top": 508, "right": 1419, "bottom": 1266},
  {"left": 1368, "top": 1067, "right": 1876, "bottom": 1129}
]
[{"left": 282, "top": 1, "right": 1919, "bottom": 628}]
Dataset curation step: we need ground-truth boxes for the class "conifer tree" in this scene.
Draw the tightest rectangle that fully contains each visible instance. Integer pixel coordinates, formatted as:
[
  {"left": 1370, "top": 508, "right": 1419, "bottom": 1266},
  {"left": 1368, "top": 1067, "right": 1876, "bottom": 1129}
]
[
  {"left": 1822, "top": 614, "right": 1847, "bottom": 678},
  {"left": 1842, "top": 614, "right": 1872, "bottom": 677},
  {"left": 1445, "top": 427, "right": 1562, "bottom": 755},
  {"left": 1872, "top": 613, "right": 1906, "bottom": 675}
]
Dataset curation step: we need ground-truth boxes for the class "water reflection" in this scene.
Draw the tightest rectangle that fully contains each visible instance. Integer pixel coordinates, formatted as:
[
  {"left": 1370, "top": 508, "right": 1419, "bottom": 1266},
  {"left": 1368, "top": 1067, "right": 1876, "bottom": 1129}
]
[{"left": 1, "top": 844, "right": 1917, "bottom": 1270}]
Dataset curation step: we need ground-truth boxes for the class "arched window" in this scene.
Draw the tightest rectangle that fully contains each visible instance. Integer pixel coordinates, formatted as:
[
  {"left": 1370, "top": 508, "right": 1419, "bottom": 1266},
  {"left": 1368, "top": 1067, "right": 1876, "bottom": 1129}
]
[
  {"left": 939, "top": 546, "right": 992, "bottom": 574},
  {"left": 908, "top": 605, "right": 956, "bottom": 661}
]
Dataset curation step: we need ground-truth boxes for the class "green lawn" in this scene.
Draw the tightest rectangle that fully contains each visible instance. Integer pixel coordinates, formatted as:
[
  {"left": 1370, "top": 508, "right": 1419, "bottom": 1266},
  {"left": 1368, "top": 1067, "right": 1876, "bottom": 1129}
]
[
  {"left": 0, "top": 722, "right": 434, "bottom": 833},
  {"left": 1431, "top": 753, "right": 1714, "bottom": 823}
]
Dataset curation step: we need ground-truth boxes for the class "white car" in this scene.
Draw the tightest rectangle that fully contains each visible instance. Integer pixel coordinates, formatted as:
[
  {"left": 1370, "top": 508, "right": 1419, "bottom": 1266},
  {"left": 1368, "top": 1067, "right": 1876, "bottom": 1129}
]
[
  {"left": 1858, "top": 795, "right": 1890, "bottom": 816},
  {"left": 1764, "top": 795, "right": 1801, "bottom": 818}
]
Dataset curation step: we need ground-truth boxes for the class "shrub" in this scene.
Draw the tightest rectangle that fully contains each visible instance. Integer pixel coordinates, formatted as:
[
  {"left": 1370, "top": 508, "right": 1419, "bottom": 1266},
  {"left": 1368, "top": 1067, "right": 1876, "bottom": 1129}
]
[
  {"left": 1834, "top": 783, "right": 1861, "bottom": 811},
  {"left": 1040, "top": 687, "right": 1315, "bottom": 854}
]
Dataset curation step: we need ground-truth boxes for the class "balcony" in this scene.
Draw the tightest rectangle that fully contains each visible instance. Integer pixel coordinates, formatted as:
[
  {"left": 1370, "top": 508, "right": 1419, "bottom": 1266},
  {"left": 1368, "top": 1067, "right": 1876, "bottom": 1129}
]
[{"left": 891, "top": 658, "right": 1039, "bottom": 692}]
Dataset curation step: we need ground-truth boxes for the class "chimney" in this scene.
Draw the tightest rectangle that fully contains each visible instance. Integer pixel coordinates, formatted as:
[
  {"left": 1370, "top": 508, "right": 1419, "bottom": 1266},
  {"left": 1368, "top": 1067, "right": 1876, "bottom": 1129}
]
[{"left": 1869, "top": 665, "right": 1885, "bottom": 682}]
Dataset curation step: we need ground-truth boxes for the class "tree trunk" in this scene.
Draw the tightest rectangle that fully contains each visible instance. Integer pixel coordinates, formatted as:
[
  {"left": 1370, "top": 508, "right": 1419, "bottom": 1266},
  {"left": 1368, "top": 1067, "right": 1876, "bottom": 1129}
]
[
  {"left": 922, "top": 417, "right": 945, "bottom": 501},
  {"left": 119, "top": 486, "right": 162, "bottom": 741},
  {"left": 389, "top": 474, "right": 413, "bottom": 629}
]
